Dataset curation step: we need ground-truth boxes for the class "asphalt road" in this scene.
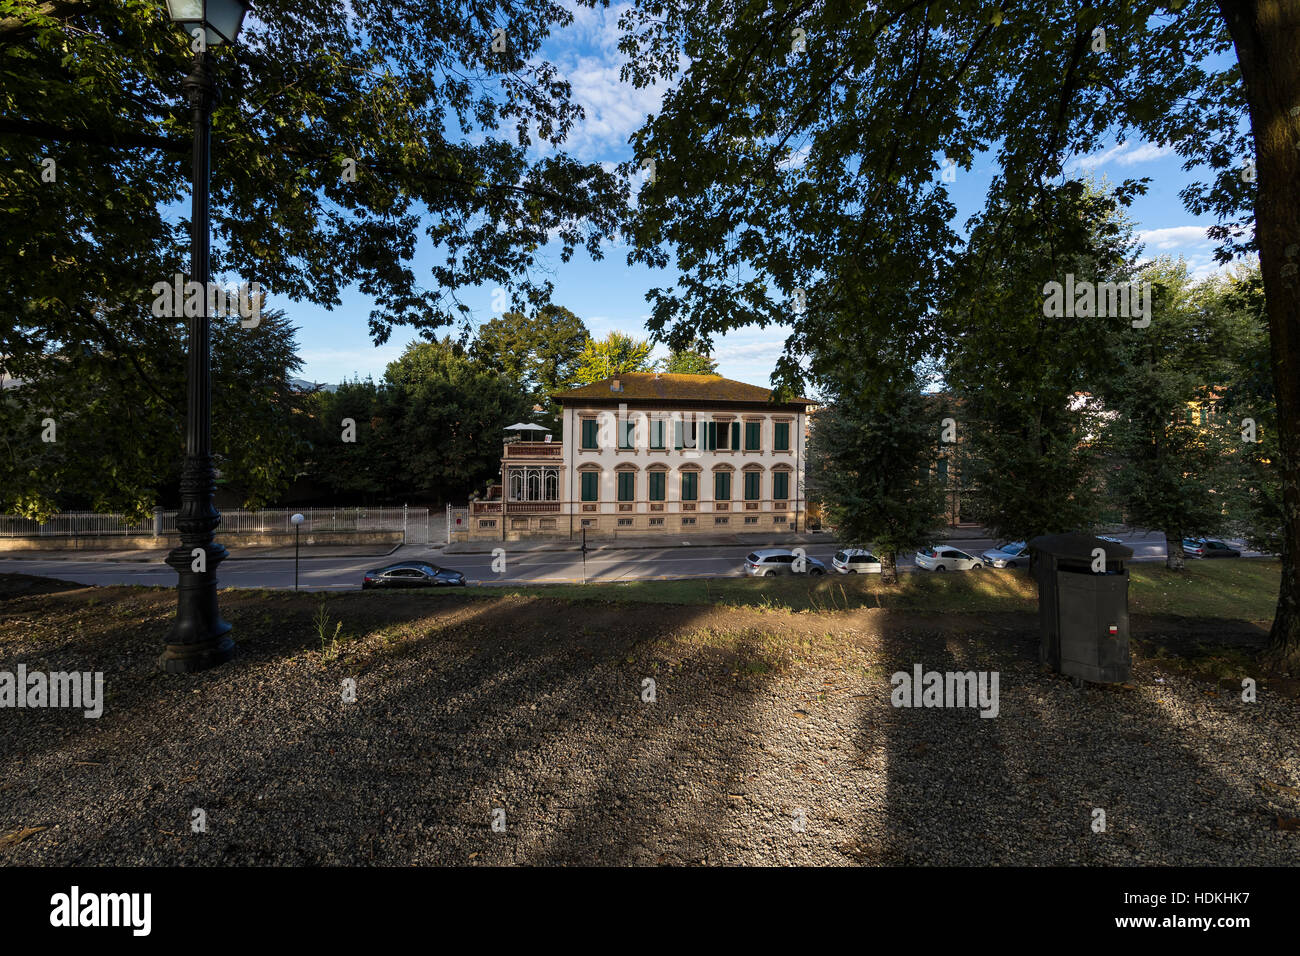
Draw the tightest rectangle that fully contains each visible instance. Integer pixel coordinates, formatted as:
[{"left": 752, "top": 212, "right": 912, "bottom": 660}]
[{"left": 0, "top": 531, "right": 1269, "bottom": 591}]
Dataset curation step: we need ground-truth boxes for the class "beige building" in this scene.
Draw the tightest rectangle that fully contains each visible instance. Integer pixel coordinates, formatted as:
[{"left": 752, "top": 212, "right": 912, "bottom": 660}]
[{"left": 464, "top": 372, "right": 815, "bottom": 540}]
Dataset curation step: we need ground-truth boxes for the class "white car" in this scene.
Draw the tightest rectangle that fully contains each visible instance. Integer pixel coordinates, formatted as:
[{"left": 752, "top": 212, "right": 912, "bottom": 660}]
[
  {"left": 914, "top": 547, "right": 983, "bottom": 572},
  {"left": 832, "top": 549, "right": 882, "bottom": 574},
  {"left": 980, "top": 542, "right": 1029, "bottom": 568}
]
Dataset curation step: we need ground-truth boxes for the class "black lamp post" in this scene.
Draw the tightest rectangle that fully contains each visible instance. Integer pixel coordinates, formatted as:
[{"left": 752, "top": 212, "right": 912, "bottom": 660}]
[{"left": 158, "top": 0, "right": 250, "bottom": 673}]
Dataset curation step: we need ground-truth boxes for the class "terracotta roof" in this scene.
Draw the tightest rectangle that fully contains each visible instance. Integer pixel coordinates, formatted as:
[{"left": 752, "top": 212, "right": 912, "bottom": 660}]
[{"left": 553, "top": 372, "right": 814, "bottom": 406}]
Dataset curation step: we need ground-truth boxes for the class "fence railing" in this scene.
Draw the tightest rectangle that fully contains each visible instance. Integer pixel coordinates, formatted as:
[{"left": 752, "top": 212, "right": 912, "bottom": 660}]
[{"left": 0, "top": 507, "right": 420, "bottom": 538}]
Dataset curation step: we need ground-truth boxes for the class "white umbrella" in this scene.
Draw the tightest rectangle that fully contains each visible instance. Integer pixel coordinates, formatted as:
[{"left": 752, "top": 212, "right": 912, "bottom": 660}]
[{"left": 504, "top": 422, "right": 551, "bottom": 432}]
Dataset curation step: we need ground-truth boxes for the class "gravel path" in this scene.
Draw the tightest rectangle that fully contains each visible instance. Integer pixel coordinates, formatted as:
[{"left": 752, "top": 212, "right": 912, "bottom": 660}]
[{"left": 2, "top": 580, "right": 1297, "bottom": 865}]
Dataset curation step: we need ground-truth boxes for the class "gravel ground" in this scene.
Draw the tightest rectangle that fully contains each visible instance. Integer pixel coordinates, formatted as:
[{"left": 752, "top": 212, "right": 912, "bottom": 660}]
[{"left": 1, "top": 575, "right": 1297, "bottom": 865}]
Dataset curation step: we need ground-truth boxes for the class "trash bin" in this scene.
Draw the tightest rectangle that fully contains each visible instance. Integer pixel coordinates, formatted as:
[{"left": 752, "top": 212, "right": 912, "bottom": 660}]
[{"left": 1027, "top": 533, "right": 1134, "bottom": 685}]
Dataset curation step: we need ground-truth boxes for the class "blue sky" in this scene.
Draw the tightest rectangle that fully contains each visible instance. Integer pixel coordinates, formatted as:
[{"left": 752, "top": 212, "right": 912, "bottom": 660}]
[{"left": 288, "top": 2, "right": 1249, "bottom": 390}]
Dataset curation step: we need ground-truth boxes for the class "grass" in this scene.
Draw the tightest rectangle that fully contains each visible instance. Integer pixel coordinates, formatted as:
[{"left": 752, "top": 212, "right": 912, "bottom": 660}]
[{"left": 410, "top": 559, "right": 1282, "bottom": 622}]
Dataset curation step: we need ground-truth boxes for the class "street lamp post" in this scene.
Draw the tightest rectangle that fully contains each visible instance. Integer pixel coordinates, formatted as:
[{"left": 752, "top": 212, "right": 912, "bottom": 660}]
[{"left": 158, "top": 0, "right": 251, "bottom": 673}]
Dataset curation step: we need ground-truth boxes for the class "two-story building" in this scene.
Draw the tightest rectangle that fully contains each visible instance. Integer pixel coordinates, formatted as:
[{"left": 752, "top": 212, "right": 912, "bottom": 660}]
[{"left": 465, "top": 372, "right": 816, "bottom": 540}]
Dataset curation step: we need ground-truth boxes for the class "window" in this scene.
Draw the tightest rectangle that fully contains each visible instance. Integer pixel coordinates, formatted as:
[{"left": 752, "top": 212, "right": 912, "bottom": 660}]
[
  {"left": 618, "top": 518, "right": 633, "bottom": 527},
  {"left": 478, "top": 519, "right": 496, "bottom": 528},
  {"left": 581, "top": 518, "right": 596, "bottom": 527},
  {"left": 730, "top": 421, "right": 741, "bottom": 450},
  {"left": 681, "top": 517, "right": 696, "bottom": 526},
  {"left": 674, "top": 419, "right": 697, "bottom": 450},
  {"left": 774, "top": 421, "right": 790, "bottom": 451},
  {"left": 649, "top": 417, "right": 666, "bottom": 449},
  {"left": 648, "top": 471, "right": 666, "bottom": 501},
  {"left": 617, "top": 471, "right": 635, "bottom": 501},
  {"left": 773, "top": 471, "right": 788, "bottom": 501},
  {"left": 774, "top": 515, "right": 787, "bottom": 524},
  {"left": 581, "top": 472, "right": 599, "bottom": 501},
  {"left": 714, "top": 471, "right": 731, "bottom": 501},
  {"left": 745, "top": 421, "right": 761, "bottom": 450},
  {"left": 743, "top": 516, "right": 758, "bottom": 525},
  {"left": 619, "top": 418, "right": 635, "bottom": 449},
  {"left": 714, "top": 516, "right": 728, "bottom": 525},
  {"left": 581, "top": 418, "right": 598, "bottom": 449},
  {"left": 681, "top": 471, "right": 698, "bottom": 501},
  {"left": 649, "top": 517, "right": 664, "bottom": 526},
  {"left": 744, "top": 471, "right": 761, "bottom": 500}
]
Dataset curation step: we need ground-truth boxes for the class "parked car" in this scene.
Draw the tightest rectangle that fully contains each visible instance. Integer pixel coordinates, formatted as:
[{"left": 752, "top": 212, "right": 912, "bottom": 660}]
[
  {"left": 362, "top": 562, "right": 466, "bottom": 589},
  {"left": 980, "top": 541, "right": 1029, "bottom": 568},
  {"left": 743, "top": 549, "right": 828, "bottom": 576},
  {"left": 832, "top": 549, "right": 883, "bottom": 574},
  {"left": 1182, "top": 537, "right": 1241, "bottom": 559},
  {"left": 914, "top": 547, "right": 983, "bottom": 572}
]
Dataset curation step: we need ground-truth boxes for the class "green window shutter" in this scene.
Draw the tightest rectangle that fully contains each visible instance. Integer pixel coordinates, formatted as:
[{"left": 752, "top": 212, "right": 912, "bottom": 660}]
[
  {"left": 730, "top": 421, "right": 740, "bottom": 449},
  {"left": 682, "top": 472, "right": 698, "bottom": 501},
  {"left": 745, "top": 421, "right": 761, "bottom": 450},
  {"left": 581, "top": 472, "right": 599, "bottom": 501},
  {"left": 649, "top": 471, "right": 665, "bottom": 500},
  {"left": 582, "top": 419, "right": 598, "bottom": 449},
  {"left": 650, "top": 419, "right": 665, "bottom": 449},
  {"left": 775, "top": 421, "right": 790, "bottom": 451},
  {"left": 705, "top": 420, "right": 717, "bottom": 450},
  {"left": 714, "top": 471, "right": 730, "bottom": 500},
  {"left": 674, "top": 420, "right": 684, "bottom": 449},
  {"left": 618, "top": 471, "right": 635, "bottom": 500},
  {"left": 745, "top": 471, "right": 760, "bottom": 500},
  {"left": 773, "top": 472, "right": 788, "bottom": 500}
]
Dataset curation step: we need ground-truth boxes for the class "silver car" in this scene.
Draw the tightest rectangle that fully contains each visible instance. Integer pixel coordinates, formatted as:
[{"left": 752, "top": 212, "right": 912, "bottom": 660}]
[
  {"left": 743, "top": 549, "right": 828, "bottom": 576},
  {"left": 832, "top": 549, "right": 882, "bottom": 574},
  {"left": 980, "top": 542, "right": 1029, "bottom": 568},
  {"left": 914, "top": 547, "right": 983, "bottom": 572}
]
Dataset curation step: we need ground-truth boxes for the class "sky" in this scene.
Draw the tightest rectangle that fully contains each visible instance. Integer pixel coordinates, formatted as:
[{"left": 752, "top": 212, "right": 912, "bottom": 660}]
[{"left": 286, "top": 2, "right": 1249, "bottom": 391}]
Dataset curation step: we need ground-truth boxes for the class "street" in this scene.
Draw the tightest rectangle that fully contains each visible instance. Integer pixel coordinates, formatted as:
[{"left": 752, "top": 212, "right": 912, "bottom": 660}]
[{"left": 0, "top": 531, "right": 1269, "bottom": 591}]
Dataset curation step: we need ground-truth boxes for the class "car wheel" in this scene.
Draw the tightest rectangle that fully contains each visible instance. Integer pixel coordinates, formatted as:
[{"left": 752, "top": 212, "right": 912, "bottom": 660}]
[
  {"left": 971, "top": 563, "right": 983, "bottom": 570},
  {"left": 811, "top": 567, "right": 825, "bottom": 576},
  {"left": 935, "top": 565, "right": 946, "bottom": 572},
  {"left": 1005, "top": 561, "right": 1017, "bottom": 569}
]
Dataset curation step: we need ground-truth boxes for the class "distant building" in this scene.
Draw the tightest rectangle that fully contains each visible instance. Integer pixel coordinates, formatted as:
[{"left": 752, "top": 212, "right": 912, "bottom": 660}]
[{"left": 464, "top": 372, "right": 816, "bottom": 540}]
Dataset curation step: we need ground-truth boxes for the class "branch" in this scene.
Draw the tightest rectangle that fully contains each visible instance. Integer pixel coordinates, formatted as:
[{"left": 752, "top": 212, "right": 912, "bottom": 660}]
[{"left": 0, "top": 116, "right": 184, "bottom": 153}]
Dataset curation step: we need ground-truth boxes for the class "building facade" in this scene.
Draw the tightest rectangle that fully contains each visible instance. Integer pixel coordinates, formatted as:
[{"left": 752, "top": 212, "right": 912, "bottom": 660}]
[{"left": 464, "top": 372, "right": 815, "bottom": 540}]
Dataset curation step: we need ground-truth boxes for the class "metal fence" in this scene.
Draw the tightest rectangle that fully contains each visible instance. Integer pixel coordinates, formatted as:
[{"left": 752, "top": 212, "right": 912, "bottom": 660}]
[{"left": 0, "top": 506, "right": 424, "bottom": 539}]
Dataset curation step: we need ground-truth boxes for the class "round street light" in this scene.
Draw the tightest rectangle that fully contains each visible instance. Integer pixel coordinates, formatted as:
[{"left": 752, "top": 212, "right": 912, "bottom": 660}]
[{"left": 157, "top": 0, "right": 252, "bottom": 673}]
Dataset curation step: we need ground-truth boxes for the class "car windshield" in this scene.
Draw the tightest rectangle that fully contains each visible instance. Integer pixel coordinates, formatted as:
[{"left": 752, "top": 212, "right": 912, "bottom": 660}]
[
  {"left": 834, "top": 551, "right": 847, "bottom": 561},
  {"left": 1000, "top": 544, "right": 1022, "bottom": 553},
  {"left": 747, "top": 553, "right": 760, "bottom": 563}
]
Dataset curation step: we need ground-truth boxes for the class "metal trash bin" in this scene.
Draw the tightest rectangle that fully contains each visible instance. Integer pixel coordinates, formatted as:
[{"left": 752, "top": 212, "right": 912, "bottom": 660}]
[{"left": 1028, "top": 533, "right": 1134, "bottom": 685}]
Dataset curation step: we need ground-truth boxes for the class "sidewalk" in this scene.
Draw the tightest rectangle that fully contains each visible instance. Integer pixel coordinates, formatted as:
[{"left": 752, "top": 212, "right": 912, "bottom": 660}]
[
  {"left": 442, "top": 524, "right": 991, "bottom": 555},
  {"left": 0, "top": 543, "right": 403, "bottom": 563}
]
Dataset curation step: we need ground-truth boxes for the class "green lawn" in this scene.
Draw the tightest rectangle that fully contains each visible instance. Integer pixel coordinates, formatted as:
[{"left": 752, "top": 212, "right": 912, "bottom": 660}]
[{"left": 428, "top": 558, "right": 1281, "bottom": 621}]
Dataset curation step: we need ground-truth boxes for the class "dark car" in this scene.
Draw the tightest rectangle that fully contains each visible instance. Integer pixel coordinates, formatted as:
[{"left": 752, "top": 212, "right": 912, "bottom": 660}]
[
  {"left": 362, "top": 562, "right": 466, "bottom": 589},
  {"left": 1182, "top": 538, "right": 1241, "bottom": 559}
]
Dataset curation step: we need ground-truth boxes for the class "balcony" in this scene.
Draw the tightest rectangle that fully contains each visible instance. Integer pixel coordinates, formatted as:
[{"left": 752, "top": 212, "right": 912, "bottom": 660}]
[{"left": 504, "top": 441, "right": 562, "bottom": 459}]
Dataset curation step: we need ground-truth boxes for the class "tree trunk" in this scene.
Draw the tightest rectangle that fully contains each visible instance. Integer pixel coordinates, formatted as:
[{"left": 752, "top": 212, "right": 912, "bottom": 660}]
[
  {"left": 881, "top": 551, "right": 898, "bottom": 585},
  {"left": 1220, "top": 0, "right": 1300, "bottom": 667},
  {"left": 1165, "top": 529, "right": 1185, "bottom": 571}
]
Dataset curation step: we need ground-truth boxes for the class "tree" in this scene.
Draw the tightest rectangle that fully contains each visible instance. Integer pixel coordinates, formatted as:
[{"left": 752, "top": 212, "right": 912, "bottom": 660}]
[
  {"left": 943, "top": 180, "right": 1138, "bottom": 543},
  {"left": 573, "top": 331, "right": 654, "bottom": 383},
  {"left": 1, "top": 0, "right": 625, "bottom": 511},
  {"left": 383, "top": 339, "right": 529, "bottom": 498},
  {"left": 298, "top": 377, "right": 402, "bottom": 502},
  {"left": 658, "top": 347, "right": 719, "bottom": 375},
  {"left": 470, "top": 305, "right": 589, "bottom": 410},
  {"left": 1100, "top": 260, "right": 1243, "bottom": 568},
  {"left": 808, "top": 369, "right": 948, "bottom": 584},
  {"left": 614, "top": 0, "right": 1300, "bottom": 665},
  {"left": 0, "top": 308, "right": 305, "bottom": 520}
]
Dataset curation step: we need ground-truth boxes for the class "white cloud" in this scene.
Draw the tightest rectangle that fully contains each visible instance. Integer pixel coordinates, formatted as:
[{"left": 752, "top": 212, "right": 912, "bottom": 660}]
[
  {"left": 1069, "top": 140, "right": 1174, "bottom": 173},
  {"left": 1137, "top": 225, "right": 1213, "bottom": 250}
]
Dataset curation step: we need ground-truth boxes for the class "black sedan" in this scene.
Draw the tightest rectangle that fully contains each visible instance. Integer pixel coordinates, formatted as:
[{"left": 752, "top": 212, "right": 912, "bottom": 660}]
[{"left": 362, "top": 562, "right": 466, "bottom": 589}]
